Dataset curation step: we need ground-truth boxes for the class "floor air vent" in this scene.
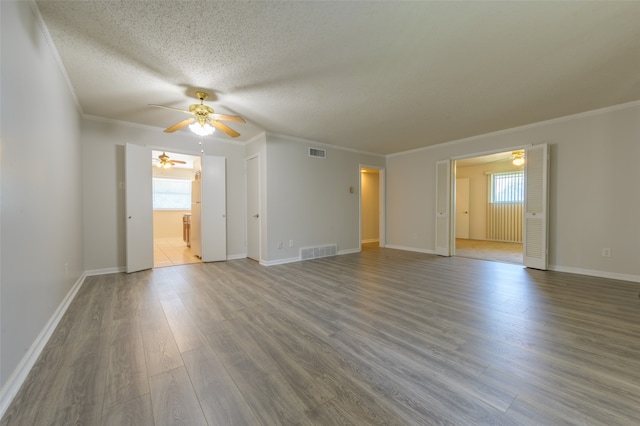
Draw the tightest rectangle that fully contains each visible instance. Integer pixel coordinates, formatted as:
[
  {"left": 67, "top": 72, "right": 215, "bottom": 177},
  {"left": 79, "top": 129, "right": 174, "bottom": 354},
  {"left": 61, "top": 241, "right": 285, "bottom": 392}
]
[
  {"left": 300, "top": 244, "right": 337, "bottom": 260},
  {"left": 309, "top": 147, "right": 326, "bottom": 159}
]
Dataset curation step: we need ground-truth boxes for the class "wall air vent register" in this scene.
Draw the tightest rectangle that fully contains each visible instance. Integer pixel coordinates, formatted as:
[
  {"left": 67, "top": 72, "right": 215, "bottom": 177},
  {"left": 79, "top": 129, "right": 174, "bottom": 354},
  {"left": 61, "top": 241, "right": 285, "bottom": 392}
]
[{"left": 309, "top": 148, "right": 326, "bottom": 159}]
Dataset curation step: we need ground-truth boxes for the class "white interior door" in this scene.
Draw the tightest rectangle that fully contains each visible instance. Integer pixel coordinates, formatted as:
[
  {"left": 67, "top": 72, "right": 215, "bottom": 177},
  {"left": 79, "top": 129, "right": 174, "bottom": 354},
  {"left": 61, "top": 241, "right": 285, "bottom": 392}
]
[
  {"left": 455, "top": 177, "right": 470, "bottom": 239},
  {"left": 523, "top": 143, "right": 549, "bottom": 269},
  {"left": 200, "top": 155, "right": 227, "bottom": 262},
  {"left": 125, "top": 143, "right": 153, "bottom": 273},
  {"left": 246, "top": 156, "right": 260, "bottom": 261},
  {"left": 435, "top": 160, "right": 452, "bottom": 256}
]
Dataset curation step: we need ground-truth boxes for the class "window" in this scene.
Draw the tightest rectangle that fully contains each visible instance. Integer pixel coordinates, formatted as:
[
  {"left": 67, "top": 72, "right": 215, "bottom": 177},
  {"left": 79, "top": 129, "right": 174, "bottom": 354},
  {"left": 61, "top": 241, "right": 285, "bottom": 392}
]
[
  {"left": 490, "top": 171, "right": 524, "bottom": 203},
  {"left": 153, "top": 178, "right": 191, "bottom": 210}
]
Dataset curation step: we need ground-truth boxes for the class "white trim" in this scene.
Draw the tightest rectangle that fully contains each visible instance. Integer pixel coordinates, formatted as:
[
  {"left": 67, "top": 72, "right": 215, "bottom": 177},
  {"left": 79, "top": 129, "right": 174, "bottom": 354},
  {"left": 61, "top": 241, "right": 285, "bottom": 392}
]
[
  {"left": 260, "top": 248, "right": 362, "bottom": 266},
  {"left": 85, "top": 267, "right": 125, "bottom": 276},
  {"left": 451, "top": 144, "right": 532, "bottom": 162},
  {"left": 266, "top": 132, "right": 385, "bottom": 158},
  {"left": 338, "top": 248, "right": 361, "bottom": 256},
  {"left": 387, "top": 100, "right": 640, "bottom": 158},
  {"left": 384, "top": 245, "right": 436, "bottom": 255},
  {"left": 549, "top": 265, "right": 640, "bottom": 284},
  {"left": 0, "top": 273, "right": 87, "bottom": 419},
  {"left": 261, "top": 257, "right": 300, "bottom": 266},
  {"left": 227, "top": 253, "right": 247, "bottom": 260},
  {"left": 357, "top": 245, "right": 639, "bottom": 283},
  {"left": 244, "top": 154, "right": 261, "bottom": 263},
  {"left": 29, "top": 0, "right": 82, "bottom": 114},
  {"left": 83, "top": 115, "right": 247, "bottom": 147},
  {"left": 243, "top": 131, "right": 267, "bottom": 145}
]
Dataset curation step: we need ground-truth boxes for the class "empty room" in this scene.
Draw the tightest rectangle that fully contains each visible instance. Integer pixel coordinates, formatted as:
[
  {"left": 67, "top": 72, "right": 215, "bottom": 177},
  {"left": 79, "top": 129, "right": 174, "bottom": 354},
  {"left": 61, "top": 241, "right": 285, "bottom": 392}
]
[{"left": 2, "top": 1, "right": 640, "bottom": 425}]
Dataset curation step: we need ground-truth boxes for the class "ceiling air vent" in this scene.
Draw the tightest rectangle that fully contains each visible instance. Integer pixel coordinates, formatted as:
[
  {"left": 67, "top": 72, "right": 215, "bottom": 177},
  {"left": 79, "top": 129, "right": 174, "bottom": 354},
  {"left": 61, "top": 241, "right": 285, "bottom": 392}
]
[{"left": 309, "top": 147, "right": 326, "bottom": 159}]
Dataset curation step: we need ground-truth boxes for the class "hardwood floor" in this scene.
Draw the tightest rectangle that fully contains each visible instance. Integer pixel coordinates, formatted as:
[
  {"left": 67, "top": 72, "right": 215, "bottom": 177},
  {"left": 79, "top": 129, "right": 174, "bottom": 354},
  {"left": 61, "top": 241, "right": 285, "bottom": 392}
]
[{"left": 3, "top": 247, "right": 640, "bottom": 425}]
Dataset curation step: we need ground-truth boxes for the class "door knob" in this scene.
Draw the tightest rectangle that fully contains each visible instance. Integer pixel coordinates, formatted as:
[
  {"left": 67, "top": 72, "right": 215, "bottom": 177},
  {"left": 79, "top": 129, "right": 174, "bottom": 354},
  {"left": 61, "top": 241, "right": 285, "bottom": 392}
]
[{"left": 253, "top": 214, "right": 259, "bottom": 218}]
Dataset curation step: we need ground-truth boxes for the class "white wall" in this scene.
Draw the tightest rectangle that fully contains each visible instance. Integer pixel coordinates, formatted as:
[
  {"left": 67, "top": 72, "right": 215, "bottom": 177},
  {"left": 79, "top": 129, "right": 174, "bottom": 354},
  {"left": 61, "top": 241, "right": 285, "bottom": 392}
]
[
  {"left": 1, "top": 1, "right": 84, "bottom": 386},
  {"left": 153, "top": 211, "right": 190, "bottom": 239},
  {"left": 264, "top": 134, "right": 385, "bottom": 263},
  {"left": 82, "top": 118, "right": 247, "bottom": 271},
  {"left": 387, "top": 103, "right": 640, "bottom": 281}
]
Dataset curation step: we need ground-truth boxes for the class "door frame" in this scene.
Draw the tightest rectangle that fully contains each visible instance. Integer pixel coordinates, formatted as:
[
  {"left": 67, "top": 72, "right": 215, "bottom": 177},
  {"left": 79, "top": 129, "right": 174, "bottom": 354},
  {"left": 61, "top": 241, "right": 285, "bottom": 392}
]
[
  {"left": 359, "top": 164, "right": 386, "bottom": 249},
  {"left": 448, "top": 144, "right": 532, "bottom": 257},
  {"left": 245, "top": 154, "right": 261, "bottom": 261},
  {"left": 126, "top": 144, "right": 227, "bottom": 271}
]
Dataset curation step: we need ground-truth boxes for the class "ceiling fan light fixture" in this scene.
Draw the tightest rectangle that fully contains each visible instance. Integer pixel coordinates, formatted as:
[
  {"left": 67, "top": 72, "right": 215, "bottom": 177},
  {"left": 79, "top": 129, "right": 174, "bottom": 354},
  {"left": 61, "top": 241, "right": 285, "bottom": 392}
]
[
  {"left": 189, "top": 122, "right": 215, "bottom": 136},
  {"left": 512, "top": 151, "right": 525, "bottom": 166}
]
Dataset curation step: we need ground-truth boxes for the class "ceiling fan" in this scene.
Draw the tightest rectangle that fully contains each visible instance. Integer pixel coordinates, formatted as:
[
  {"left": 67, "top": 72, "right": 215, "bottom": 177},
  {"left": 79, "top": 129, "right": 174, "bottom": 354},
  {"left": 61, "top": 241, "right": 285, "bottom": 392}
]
[
  {"left": 149, "top": 91, "right": 245, "bottom": 138},
  {"left": 154, "top": 152, "right": 186, "bottom": 169}
]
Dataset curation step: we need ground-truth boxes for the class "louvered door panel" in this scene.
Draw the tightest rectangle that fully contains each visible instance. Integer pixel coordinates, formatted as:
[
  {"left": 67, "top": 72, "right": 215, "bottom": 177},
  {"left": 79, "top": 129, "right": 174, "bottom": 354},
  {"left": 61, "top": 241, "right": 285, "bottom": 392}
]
[{"left": 523, "top": 144, "right": 548, "bottom": 269}]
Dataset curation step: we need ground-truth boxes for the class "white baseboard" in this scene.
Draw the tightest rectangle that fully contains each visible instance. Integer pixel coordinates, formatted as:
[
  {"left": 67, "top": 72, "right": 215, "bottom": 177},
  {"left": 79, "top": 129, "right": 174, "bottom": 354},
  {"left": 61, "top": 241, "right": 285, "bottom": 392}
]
[
  {"left": 226, "top": 253, "right": 247, "bottom": 260},
  {"left": 85, "top": 266, "right": 125, "bottom": 276},
  {"left": 384, "top": 244, "right": 436, "bottom": 255},
  {"left": 261, "top": 256, "right": 300, "bottom": 266},
  {"left": 0, "top": 273, "right": 87, "bottom": 419},
  {"left": 260, "top": 247, "right": 362, "bottom": 267},
  {"left": 549, "top": 264, "right": 640, "bottom": 283},
  {"left": 338, "top": 248, "right": 361, "bottom": 255}
]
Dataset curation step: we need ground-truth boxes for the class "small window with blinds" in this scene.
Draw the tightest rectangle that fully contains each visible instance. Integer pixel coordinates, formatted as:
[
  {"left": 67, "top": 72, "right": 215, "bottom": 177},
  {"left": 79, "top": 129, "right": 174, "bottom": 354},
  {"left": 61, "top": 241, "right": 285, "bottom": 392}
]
[
  {"left": 153, "top": 178, "right": 191, "bottom": 210},
  {"left": 490, "top": 171, "right": 524, "bottom": 203}
]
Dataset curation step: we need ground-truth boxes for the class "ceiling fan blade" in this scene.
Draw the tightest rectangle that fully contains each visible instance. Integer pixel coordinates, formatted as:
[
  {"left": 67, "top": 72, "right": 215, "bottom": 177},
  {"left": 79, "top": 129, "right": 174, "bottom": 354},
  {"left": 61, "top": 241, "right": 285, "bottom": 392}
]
[
  {"left": 210, "top": 113, "right": 246, "bottom": 124},
  {"left": 149, "top": 104, "right": 192, "bottom": 114},
  {"left": 164, "top": 118, "right": 195, "bottom": 133},
  {"left": 209, "top": 120, "right": 240, "bottom": 138},
  {"left": 171, "top": 160, "right": 187, "bottom": 164}
]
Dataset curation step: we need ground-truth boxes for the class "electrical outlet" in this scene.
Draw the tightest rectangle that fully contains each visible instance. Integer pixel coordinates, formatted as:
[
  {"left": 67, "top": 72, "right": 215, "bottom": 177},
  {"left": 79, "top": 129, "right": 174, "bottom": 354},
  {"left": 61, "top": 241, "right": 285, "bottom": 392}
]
[
  {"left": 277, "top": 241, "right": 283, "bottom": 249},
  {"left": 289, "top": 240, "right": 294, "bottom": 247},
  {"left": 602, "top": 248, "right": 611, "bottom": 257}
]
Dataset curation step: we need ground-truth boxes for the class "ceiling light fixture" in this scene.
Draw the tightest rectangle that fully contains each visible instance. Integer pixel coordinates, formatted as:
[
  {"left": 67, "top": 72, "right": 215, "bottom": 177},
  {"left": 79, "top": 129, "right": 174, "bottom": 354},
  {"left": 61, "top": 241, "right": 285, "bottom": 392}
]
[
  {"left": 512, "top": 151, "right": 525, "bottom": 166},
  {"left": 154, "top": 151, "right": 187, "bottom": 169},
  {"left": 189, "top": 122, "right": 215, "bottom": 136}
]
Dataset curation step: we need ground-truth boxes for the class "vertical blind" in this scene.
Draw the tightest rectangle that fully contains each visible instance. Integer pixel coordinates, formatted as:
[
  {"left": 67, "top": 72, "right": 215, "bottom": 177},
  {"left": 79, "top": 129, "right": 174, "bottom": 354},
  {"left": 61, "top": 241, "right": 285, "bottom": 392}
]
[
  {"left": 490, "top": 171, "right": 524, "bottom": 203},
  {"left": 488, "top": 171, "right": 524, "bottom": 242}
]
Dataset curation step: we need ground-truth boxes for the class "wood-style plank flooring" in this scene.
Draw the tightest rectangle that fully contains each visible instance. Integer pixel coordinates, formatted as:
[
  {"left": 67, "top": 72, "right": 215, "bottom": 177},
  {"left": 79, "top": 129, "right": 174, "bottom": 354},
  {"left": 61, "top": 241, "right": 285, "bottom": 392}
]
[{"left": 3, "top": 247, "right": 640, "bottom": 425}]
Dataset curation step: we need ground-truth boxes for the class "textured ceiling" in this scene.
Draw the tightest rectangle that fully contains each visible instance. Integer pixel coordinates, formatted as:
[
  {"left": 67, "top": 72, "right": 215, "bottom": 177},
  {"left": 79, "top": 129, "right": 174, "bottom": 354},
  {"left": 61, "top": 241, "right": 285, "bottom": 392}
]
[{"left": 35, "top": 1, "right": 640, "bottom": 155}]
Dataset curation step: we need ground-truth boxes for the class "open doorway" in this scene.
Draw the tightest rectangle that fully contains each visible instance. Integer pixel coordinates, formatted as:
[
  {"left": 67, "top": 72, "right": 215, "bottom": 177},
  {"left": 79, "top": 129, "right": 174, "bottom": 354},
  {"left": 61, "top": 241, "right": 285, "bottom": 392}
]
[
  {"left": 151, "top": 150, "right": 202, "bottom": 268},
  {"left": 360, "top": 166, "right": 384, "bottom": 251},
  {"left": 454, "top": 150, "right": 524, "bottom": 264}
]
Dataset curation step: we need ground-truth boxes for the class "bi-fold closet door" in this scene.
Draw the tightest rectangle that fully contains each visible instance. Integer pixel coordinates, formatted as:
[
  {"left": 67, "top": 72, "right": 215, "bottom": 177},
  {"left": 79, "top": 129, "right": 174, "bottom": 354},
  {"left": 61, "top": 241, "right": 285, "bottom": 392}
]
[{"left": 125, "top": 143, "right": 227, "bottom": 273}]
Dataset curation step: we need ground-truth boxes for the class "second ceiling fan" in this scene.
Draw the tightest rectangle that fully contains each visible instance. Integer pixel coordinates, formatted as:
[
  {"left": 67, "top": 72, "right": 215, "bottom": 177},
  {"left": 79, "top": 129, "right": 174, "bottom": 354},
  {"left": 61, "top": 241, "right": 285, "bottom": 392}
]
[
  {"left": 150, "top": 92, "right": 245, "bottom": 138},
  {"left": 154, "top": 152, "right": 186, "bottom": 169}
]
